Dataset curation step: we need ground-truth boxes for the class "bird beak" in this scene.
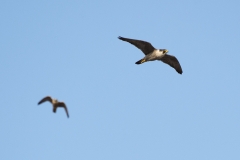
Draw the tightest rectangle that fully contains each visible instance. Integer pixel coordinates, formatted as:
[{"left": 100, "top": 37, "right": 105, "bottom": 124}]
[{"left": 165, "top": 49, "right": 168, "bottom": 53}]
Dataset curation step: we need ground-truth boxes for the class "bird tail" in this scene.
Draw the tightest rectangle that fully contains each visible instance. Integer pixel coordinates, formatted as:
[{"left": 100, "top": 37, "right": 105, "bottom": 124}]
[
  {"left": 53, "top": 107, "right": 57, "bottom": 113},
  {"left": 135, "top": 59, "right": 146, "bottom": 64}
]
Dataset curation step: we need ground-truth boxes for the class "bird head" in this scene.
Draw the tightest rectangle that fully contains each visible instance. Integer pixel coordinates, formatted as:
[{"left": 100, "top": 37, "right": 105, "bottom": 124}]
[
  {"left": 163, "top": 49, "right": 168, "bottom": 54},
  {"left": 53, "top": 99, "right": 58, "bottom": 103},
  {"left": 159, "top": 49, "right": 168, "bottom": 54}
]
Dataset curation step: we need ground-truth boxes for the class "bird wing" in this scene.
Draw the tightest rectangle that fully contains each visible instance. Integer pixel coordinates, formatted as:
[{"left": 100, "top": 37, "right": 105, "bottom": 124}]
[
  {"left": 118, "top": 36, "right": 155, "bottom": 55},
  {"left": 57, "top": 102, "right": 69, "bottom": 118},
  {"left": 38, "top": 96, "right": 53, "bottom": 105},
  {"left": 160, "top": 54, "right": 183, "bottom": 74}
]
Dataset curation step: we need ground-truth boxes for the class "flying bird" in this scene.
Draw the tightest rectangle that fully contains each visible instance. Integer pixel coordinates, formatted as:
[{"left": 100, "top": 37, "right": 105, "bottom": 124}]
[
  {"left": 118, "top": 36, "right": 183, "bottom": 74},
  {"left": 38, "top": 96, "right": 69, "bottom": 118}
]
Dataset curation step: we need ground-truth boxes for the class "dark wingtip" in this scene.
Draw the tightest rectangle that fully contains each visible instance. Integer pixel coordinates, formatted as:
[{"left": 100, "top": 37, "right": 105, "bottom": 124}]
[
  {"left": 118, "top": 36, "right": 124, "bottom": 40},
  {"left": 177, "top": 70, "right": 183, "bottom": 74},
  {"left": 37, "top": 101, "right": 42, "bottom": 105}
]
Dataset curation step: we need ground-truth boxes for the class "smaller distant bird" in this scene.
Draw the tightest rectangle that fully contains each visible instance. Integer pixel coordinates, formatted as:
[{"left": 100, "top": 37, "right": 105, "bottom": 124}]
[
  {"left": 118, "top": 36, "right": 183, "bottom": 74},
  {"left": 38, "top": 96, "right": 69, "bottom": 118}
]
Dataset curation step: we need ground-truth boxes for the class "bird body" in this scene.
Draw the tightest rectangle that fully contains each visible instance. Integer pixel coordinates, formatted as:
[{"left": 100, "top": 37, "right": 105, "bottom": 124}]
[
  {"left": 38, "top": 96, "right": 69, "bottom": 118},
  {"left": 118, "top": 36, "right": 183, "bottom": 74},
  {"left": 144, "top": 49, "right": 166, "bottom": 61}
]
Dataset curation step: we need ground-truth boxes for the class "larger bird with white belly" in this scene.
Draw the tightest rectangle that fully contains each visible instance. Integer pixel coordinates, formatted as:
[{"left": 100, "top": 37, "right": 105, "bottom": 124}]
[{"left": 118, "top": 36, "right": 183, "bottom": 74}]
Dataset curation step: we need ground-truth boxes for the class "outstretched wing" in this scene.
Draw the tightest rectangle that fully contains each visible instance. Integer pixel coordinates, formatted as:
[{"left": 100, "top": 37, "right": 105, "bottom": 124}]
[
  {"left": 118, "top": 36, "right": 155, "bottom": 55},
  {"left": 160, "top": 54, "right": 183, "bottom": 74},
  {"left": 38, "top": 96, "right": 53, "bottom": 105},
  {"left": 57, "top": 102, "right": 69, "bottom": 118}
]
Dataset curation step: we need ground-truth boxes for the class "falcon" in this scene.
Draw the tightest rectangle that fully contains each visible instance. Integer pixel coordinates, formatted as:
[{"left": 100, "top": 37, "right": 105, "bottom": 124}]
[
  {"left": 118, "top": 36, "right": 183, "bottom": 74},
  {"left": 38, "top": 96, "right": 69, "bottom": 118}
]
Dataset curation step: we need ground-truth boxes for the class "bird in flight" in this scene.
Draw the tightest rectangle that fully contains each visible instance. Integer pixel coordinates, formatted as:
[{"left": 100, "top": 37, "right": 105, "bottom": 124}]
[
  {"left": 118, "top": 36, "right": 183, "bottom": 74},
  {"left": 38, "top": 96, "right": 69, "bottom": 118}
]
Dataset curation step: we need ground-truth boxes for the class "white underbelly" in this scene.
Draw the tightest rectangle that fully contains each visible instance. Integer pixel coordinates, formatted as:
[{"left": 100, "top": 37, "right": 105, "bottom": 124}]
[{"left": 146, "top": 50, "right": 164, "bottom": 61}]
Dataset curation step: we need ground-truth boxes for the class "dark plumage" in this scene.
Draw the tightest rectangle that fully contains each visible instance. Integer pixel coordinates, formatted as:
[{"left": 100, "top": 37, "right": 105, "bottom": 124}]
[
  {"left": 118, "top": 36, "right": 183, "bottom": 74},
  {"left": 38, "top": 96, "right": 69, "bottom": 118}
]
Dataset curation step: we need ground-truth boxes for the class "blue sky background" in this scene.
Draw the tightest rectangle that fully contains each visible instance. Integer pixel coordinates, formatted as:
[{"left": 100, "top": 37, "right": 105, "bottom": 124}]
[{"left": 1, "top": 0, "right": 240, "bottom": 159}]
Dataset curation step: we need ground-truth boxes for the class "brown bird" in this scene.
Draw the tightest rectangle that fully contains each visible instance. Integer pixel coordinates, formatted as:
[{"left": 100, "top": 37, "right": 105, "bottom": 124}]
[{"left": 38, "top": 96, "right": 69, "bottom": 118}]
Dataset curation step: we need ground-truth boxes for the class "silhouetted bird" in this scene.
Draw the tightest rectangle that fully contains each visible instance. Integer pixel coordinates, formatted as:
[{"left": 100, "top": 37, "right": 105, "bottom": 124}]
[{"left": 38, "top": 96, "right": 69, "bottom": 118}]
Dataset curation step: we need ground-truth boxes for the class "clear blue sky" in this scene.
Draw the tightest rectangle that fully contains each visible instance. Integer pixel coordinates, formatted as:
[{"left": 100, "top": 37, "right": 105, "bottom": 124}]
[{"left": 1, "top": 0, "right": 240, "bottom": 159}]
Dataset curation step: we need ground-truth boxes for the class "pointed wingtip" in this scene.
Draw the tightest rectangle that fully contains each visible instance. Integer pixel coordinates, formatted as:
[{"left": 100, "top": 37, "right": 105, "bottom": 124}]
[
  {"left": 177, "top": 70, "right": 183, "bottom": 74},
  {"left": 118, "top": 36, "right": 124, "bottom": 40}
]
